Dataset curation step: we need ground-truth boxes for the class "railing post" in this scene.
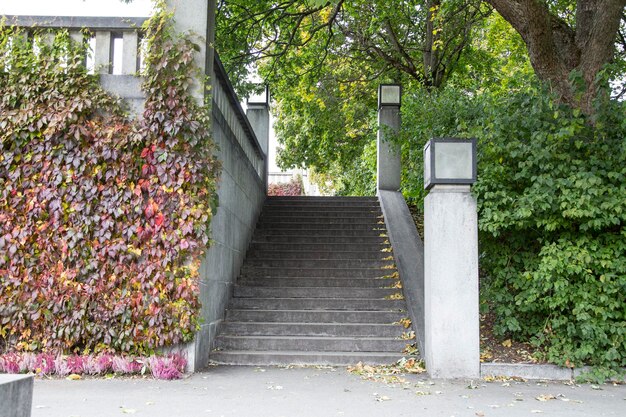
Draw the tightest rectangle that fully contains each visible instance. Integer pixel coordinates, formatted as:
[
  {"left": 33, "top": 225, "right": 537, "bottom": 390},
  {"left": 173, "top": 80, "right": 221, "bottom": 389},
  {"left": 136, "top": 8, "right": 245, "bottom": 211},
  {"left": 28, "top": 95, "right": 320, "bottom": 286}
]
[
  {"left": 377, "top": 84, "right": 402, "bottom": 192},
  {"left": 121, "top": 31, "right": 139, "bottom": 74},
  {"left": 94, "top": 31, "right": 112, "bottom": 74},
  {"left": 423, "top": 138, "right": 479, "bottom": 378}
]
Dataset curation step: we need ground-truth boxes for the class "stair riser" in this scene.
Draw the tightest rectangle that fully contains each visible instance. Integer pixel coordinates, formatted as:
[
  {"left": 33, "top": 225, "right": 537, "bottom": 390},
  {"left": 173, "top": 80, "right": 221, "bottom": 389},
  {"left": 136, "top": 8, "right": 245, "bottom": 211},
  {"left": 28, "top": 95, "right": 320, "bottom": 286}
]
[
  {"left": 237, "top": 278, "right": 399, "bottom": 288},
  {"left": 247, "top": 251, "right": 390, "bottom": 260},
  {"left": 233, "top": 287, "right": 399, "bottom": 298},
  {"left": 241, "top": 267, "right": 393, "bottom": 278},
  {"left": 257, "top": 223, "right": 386, "bottom": 231},
  {"left": 260, "top": 217, "right": 383, "bottom": 225},
  {"left": 225, "top": 310, "right": 404, "bottom": 323},
  {"left": 249, "top": 243, "right": 388, "bottom": 252},
  {"left": 215, "top": 337, "right": 409, "bottom": 353},
  {"left": 219, "top": 322, "right": 405, "bottom": 337},
  {"left": 266, "top": 198, "right": 377, "bottom": 204},
  {"left": 254, "top": 229, "right": 388, "bottom": 238},
  {"left": 210, "top": 352, "right": 405, "bottom": 366},
  {"left": 252, "top": 236, "right": 389, "bottom": 244},
  {"left": 260, "top": 211, "right": 382, "bottom": 218},
  {"left": 244, "top": 259, "right": 394, "bottom": 268},
  {"left": 229, "top": 298, "right": 405, "bottom": 310}
]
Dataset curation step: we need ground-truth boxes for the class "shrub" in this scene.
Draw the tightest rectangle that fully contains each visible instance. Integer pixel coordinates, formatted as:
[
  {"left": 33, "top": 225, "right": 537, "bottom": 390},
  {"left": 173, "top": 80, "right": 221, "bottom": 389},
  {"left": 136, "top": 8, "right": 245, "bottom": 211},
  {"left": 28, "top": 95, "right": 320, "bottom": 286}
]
[
  {"left": 0, "top": 351, "right": 187, "bottom": 379},
  {"left": 268, "top": 175, "right": 304, "bottom": 196},
  {"left": 0, "top": 10, "right": 219, "bottom": 355},
  {"left": 399, "top": 85, "right": 626, "bottom": 376}
]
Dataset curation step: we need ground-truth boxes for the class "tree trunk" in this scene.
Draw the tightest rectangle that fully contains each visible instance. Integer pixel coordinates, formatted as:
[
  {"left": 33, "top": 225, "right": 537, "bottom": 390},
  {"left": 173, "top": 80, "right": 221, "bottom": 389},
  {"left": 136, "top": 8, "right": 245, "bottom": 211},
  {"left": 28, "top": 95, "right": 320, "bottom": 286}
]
[{"left": 486, "top": 0, "right": 626, "bottom": 114}]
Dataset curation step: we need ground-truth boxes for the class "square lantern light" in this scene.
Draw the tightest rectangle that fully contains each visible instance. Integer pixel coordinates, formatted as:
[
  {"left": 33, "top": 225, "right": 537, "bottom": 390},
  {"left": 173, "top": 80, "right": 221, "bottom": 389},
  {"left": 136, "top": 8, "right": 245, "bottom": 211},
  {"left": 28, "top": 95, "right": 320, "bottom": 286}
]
[
  {"left": 378, "top": 84, "right": 402, "bottom": 108},
  {"left": 247, "top": 85, "right": 270, "bottom": 107},
  {"left": 424, "top": 138, "right": 477, "bottom": 190}
]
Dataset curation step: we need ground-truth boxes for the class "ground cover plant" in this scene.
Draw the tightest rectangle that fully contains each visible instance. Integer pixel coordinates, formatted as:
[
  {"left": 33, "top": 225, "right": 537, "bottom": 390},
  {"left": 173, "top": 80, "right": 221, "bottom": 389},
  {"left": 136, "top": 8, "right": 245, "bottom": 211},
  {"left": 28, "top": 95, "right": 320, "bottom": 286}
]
[{"left": 0, "top": 7, "right": 219, "bottom": 366}]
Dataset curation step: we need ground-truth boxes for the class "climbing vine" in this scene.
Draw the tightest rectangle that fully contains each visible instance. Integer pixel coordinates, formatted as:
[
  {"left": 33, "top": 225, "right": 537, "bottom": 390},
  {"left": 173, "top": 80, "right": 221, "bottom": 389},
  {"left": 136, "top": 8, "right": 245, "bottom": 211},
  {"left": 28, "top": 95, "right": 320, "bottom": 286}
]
[{"left": 0, "top": 9, "right": 220, "bottom": 355}]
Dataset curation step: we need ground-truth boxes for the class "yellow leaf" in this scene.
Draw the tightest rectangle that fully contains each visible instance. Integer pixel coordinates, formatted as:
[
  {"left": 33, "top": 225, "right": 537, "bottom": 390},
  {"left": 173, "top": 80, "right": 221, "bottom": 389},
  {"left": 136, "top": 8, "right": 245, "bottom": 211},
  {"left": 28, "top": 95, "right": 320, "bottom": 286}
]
[
  {"left": 502, "top": 339, "right": 512, "bottom": 348},
  {"left": 66, "top": 374, "right": 82, "bottom": 381}
]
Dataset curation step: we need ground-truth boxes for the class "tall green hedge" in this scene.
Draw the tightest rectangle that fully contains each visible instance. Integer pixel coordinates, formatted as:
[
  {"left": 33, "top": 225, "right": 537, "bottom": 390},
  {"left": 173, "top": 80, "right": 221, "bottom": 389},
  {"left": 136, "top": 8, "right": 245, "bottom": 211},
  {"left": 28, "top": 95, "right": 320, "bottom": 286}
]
[{"left": 399, "top": 86, "right": 626, "bottom": 378}]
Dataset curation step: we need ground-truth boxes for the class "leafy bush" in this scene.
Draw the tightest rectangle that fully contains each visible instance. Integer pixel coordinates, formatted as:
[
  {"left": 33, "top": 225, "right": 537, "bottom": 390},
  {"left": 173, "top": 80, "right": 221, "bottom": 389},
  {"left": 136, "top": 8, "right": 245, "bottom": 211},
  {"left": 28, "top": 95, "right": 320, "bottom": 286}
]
[
  {"left": 0, "top": 11, "right": 219, "bottom": 355},
  {"left": 0, "top": 351, "right": 186, "bottom": 379},
  {"left": 399, "top": 86, "right": 626, "bottom": 375},
  {"left": 268, "top": 175, "right": 304, "bottom": 196}
]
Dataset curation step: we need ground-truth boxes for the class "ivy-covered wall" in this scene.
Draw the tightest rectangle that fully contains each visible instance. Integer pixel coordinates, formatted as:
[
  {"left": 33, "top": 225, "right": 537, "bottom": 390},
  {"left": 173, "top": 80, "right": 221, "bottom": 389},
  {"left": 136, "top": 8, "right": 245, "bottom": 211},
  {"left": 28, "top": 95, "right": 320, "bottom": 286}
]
[{"left": 0, "top": 11, "right": 220, "bottom": 356}]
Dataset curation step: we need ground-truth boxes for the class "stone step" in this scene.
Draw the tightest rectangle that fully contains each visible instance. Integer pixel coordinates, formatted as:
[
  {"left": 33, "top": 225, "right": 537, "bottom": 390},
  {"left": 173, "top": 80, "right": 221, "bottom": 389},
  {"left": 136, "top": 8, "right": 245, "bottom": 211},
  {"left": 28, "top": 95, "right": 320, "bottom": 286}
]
[
  {"left": 210, "top": 350, "right": 406, "bottom": 366},
  {"left": 247, "top": 250, "right": 391, "bottom": 260},
  {"left": 243, "top": 258, "right": 394, "bottom": 269},
  {"left": 252, "top": 236, "right": 389, "bottom": 244},
  {"left": 229, "top": 297, "right": 404, "bottom": 310},
  {"left": 241, "top": 266, "right": 393, "bottom": 278},
  {"left": 225, "top": 309, "right": 404, "bottom": 323},
  {"left": 266, "top": 196, "right": 378, "bottom": 204},
  {"left": 260, "top": 215, "right": 383, "bottom": 224},
  {"left": 249, "top": 242, "right": 389, "bottom": 253},
  {"left": 256, "top": 222, "right": 386, "bottom": 230},
  {"left": 237, "top": 277, "right": 398, "bottom": 288},
  {"left": 254, "top": 229, "right": 388, "bottom": 238},
  {"left": 233, "top": 286, "right": 399, "bottom": 299},
  {"left": 260, "top": 209, "right": 383, "bottom": 218},
  {"left": 214, "top": 335, "right": 409, "bottom": 352},
  {"left": 219, "top": 321, "right": 406, "bottom": 337}
]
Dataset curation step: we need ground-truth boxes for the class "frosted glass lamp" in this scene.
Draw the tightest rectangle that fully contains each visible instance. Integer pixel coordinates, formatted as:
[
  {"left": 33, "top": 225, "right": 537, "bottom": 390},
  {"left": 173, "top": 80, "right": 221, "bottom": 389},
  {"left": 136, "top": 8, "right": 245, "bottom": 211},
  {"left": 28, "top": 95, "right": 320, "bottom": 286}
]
[
  {"left": 378, "top": 84, "right": 401, "bottom": 108},
  {"left": 424, "top": 138, "right": 477, "bottom": 190},
  {"left": 247, "top": 85, "right": 269, "bottom": 106}
]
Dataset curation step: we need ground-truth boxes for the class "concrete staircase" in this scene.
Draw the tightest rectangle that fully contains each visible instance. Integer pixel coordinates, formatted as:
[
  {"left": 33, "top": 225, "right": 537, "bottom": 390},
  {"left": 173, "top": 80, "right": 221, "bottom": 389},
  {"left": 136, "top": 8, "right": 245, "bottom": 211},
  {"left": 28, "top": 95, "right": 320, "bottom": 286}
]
[{"left": 210, "top": 196, "right": 413, "bottom": 366}]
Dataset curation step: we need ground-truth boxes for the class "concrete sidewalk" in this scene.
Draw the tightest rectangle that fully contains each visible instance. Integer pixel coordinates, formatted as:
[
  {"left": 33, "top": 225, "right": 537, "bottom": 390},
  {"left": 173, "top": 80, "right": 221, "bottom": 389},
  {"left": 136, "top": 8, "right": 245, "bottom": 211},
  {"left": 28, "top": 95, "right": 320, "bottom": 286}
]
[{"left": 31, "top": 366, "right": 624, "bottom": 417}]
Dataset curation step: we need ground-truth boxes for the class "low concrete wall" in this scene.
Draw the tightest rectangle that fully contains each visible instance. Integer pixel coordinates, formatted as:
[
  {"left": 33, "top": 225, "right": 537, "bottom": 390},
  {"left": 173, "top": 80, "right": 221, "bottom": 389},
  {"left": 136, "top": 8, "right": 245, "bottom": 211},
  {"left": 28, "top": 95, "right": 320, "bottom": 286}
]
[
  {"left": 378, "top": 190, "right": 425, "bottom": 357},
  {"left": 0, "top": 374, "right": 33, "bottom": 417},
  {"left": 188, "top": 56, "right": 266, "bottom": 371}
]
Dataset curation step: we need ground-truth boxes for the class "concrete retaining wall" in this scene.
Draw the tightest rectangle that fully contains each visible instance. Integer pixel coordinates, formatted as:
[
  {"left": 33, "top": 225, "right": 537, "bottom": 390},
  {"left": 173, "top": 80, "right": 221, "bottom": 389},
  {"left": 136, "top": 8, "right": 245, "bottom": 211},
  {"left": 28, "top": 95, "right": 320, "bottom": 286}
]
[{"left": 188, "top": 56, "right": 266, "bottom": 371}]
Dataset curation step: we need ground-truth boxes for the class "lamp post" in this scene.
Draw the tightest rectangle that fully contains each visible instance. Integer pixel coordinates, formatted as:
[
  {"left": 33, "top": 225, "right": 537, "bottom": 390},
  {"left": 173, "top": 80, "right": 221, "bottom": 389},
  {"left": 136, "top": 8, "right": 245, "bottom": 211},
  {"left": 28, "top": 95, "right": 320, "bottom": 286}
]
[
  {"left": 423, "top": 137, "right": 479, "bottom": 379},
  {"left": 246, "top": 85, "right": 270, "bottom": 190},
  {"left": 377, "top": 84, "right": 402, "bottom": 192}
]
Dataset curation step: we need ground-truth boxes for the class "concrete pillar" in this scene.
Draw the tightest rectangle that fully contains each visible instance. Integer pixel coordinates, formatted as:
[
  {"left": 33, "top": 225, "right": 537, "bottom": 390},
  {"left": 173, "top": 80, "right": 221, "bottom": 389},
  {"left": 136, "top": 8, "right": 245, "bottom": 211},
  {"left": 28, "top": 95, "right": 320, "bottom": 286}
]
[
  {"left": 94, "top": 31, "right": 112, "bottom": 74},
  {"left": 166, "top": 0, "right": 215, "bottom": 101},
  {"left": 121, "top": 31, "right": 139, "bottom": 75},
  {"left": 424, "top": 185, "right": 479, "bottom": 378},
  {"left": 377, "top": 100, "right": 401, "bottom": 191},
  {"left": 246, "top": 101, "right": 270, "bottom": 189},
  {"left": 164, "top": 0, "right": 217, "bottom": 373}
]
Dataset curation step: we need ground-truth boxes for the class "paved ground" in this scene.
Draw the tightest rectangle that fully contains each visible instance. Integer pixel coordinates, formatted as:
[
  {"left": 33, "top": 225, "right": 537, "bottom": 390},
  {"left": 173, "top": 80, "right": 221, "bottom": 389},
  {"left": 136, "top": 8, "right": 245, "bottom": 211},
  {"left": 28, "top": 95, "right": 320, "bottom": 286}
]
[{"left": 31, "top": 366, "right": 625, "bottom": 417}]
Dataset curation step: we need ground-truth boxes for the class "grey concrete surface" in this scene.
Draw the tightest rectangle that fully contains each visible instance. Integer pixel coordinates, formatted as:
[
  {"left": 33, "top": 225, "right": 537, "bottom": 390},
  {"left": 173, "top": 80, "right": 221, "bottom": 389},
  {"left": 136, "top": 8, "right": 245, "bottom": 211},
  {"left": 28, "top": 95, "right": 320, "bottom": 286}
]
[
  {"left": 378, "top": 190, "right": 425, "bottom": 357},
  {"left": 0, "top": 374, "right": 33, "bottom": 417},
  {"left": 424, "top": 185, "right": 480, "bottom": 378},
  {"left": 29, "top": 366, "right": 625, "bottom": 417}
]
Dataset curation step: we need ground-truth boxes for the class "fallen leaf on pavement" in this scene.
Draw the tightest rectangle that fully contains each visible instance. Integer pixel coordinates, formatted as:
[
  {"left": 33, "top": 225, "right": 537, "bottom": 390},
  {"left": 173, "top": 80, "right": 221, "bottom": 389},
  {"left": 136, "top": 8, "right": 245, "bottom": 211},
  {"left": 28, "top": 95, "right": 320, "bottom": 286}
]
[{"left": 535, "top": 394, "right": 556, "bottom": 402}]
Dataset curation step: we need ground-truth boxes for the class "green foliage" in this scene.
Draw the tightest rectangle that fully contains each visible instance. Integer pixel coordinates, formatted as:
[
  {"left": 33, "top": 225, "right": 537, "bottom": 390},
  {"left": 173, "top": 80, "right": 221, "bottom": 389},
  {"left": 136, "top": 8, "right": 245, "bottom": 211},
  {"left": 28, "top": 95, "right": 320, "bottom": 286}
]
[
  {"left": 0, "top": 10, "right": 219, "bottom": 355},
  {"left": 217, "top": 0, "right": 485, "bottom": 194},
  {"left": 399, "top": 84, "right": 626, "bottom": 375}
]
